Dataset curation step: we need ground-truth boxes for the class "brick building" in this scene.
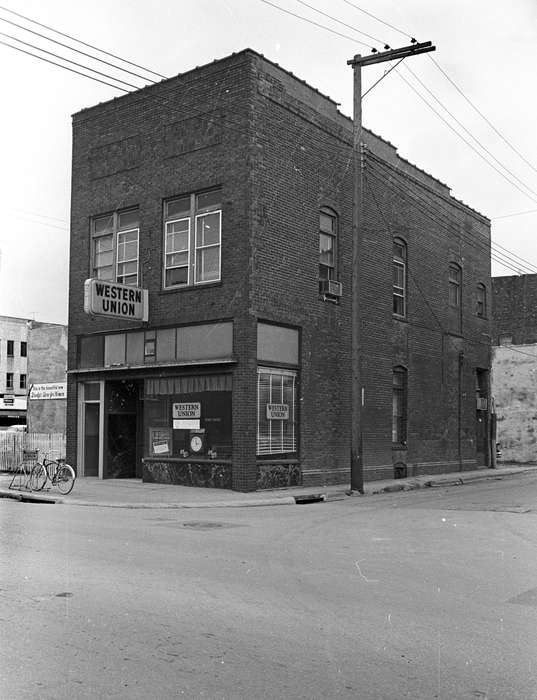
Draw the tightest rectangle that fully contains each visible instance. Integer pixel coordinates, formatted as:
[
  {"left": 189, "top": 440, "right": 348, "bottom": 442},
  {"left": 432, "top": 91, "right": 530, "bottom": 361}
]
[
  {"left": 491, "top": 274, "right": 537, "bottom": 462},
  {"left": 67, "top": 49, "right": 492, "bottom": 490},
  {"left": 0, "top": 315, "right": 29, "bottom": 426}
]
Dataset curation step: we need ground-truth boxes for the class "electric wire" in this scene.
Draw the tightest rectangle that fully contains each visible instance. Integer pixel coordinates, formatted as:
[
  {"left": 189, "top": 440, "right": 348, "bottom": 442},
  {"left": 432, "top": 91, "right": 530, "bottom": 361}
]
[
  {"left": 0, "top": 4, "right": 166, "bottom": 80},
  {"left": 294, "top": 0, "right": 385, "bottom": 45},
  {"left": 0, "top": 39, "right": 130, "bottom": 92},
  {"left": 401, "top": 62, "right": 537, "bottom": 200},
  {"left": 0, "top": 31, "right": 141, "bottom": 91},
  {"left": 366, "top": 156, "right": 537, "bottom": 274},
  {"left": 0, "top": 15, "right": 152, "bottom": 85},
  {"left": 366, "top": 159, "right": 537, "bottom": 276}
]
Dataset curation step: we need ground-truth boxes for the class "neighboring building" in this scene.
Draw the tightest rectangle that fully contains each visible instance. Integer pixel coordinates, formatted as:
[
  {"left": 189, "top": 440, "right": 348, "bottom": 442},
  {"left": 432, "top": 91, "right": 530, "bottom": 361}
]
[
  {"left": 0, "top": 315, "right": 29, "bottom": 427},
  {"left": 27, "top": 321, "right": 68, "bottom": 433},
  {"left": 492, "top": 274, "right": 537, "bottom": 463},
  {"left": 67, "top": 49, "right": 492, "bottom": 490},
  {"left": 0, "top": 315, "right": 67, "bottom": 432}
]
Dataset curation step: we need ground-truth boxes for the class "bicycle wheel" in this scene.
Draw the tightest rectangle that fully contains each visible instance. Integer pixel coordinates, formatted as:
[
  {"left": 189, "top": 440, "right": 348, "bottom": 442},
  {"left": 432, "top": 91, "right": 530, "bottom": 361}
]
[
  {"left": 56, "top": 464, "right": 75, "bottom": 495},
  {"left": 29, "top": 463, "right": 47, "bottom": 491}
]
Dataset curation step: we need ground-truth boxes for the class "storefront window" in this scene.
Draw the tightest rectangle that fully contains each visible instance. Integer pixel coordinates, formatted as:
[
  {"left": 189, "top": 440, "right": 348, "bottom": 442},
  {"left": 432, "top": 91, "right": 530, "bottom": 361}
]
[
  {"left": 257, "top": 368, "right": 297, "bottom": 456},
  {"left": 144, "top": 374, "right": 232, "bottom": 460}
]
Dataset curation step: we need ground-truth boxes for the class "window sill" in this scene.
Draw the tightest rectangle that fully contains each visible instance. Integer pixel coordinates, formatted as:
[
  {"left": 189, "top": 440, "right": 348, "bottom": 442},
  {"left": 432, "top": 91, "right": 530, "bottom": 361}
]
[{"left": 159, "top": 281, "right": 222, "bottom": 295}]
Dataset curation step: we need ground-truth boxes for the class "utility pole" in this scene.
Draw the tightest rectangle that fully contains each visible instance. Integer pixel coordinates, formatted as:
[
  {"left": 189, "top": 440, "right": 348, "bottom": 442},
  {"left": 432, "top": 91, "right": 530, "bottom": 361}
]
[{"left": 347, "top": 41, "right": 435, "bottom": 493}]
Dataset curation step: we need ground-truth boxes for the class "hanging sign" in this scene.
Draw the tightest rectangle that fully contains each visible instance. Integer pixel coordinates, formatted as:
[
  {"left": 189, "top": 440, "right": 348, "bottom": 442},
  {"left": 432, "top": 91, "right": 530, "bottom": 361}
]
[
  {"left": 84, "top": 279, "right": 149, "bottom": 321},
  {"left": 266, "top": 403, "right": 289, "bottom": 420}
]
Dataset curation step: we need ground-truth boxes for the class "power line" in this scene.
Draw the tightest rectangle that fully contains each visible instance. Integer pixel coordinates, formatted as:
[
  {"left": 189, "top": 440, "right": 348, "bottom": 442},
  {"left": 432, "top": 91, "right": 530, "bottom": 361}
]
[
  {"left": 294, "top": 0, "right": 385, "bottom": 45},
  {"left": 0, "top": 39, "right": 130, "bottom": 92},
  {"left": 491, "top": 208, "right": 537, "bottom": 220},
  {"left": 394, "top": 69, "right": 537, "bottom": 207},
  {"left": 0, "top": 15, "right": 152, "bottom": 85},
  {"left": 0, "top": 4, "right": 166, "bottom": 80},
  {"left": 258, "top": 0, "right": 371, "bottom": 48},
  {"left": 0, "top": 31, "right": 141, "bottom": 91},
  {"left": 401, "top": 62, "right": 537, "bottom": 201},
  {"left": 340, "top": 0, "right": 413, "bottom": 41}
]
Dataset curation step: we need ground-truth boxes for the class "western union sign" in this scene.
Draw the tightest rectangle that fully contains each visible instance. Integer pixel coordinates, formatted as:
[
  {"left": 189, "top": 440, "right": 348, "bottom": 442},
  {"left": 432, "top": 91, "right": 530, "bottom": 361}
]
[{"left": 84, "top": 279, "right": 149, "bottom": 321}]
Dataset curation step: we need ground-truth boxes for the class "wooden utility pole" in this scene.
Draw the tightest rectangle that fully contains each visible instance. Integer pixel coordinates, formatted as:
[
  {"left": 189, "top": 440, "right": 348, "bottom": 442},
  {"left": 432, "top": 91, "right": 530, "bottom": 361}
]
[{"left": 347, "top": 41, "right": 435, "bottom": 493}]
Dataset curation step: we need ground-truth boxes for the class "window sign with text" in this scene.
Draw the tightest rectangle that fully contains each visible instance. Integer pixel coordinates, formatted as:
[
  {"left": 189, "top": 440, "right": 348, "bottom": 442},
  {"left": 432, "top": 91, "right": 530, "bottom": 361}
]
[{"left": 266, "top": 403, "right": 289, "bottom": 420}]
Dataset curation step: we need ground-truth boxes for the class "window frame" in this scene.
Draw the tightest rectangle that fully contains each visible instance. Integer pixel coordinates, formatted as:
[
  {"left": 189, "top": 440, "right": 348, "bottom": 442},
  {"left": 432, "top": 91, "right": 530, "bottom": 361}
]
[
  {"left": 91, "top": 208, "right": 140, "bottom": 286},
  {"left": 448, "top": 264, "right": 462, "bottom": 308},
  {"left": 6, "top": 372, "right": 14, "bottom": 390},
  {"left": 476, "top": 283, "right": 487, "bottom": 317},
  {"left": 7, "top": 340, "right": 14, "bottom": 357},
  {"left": 20, "top": 374, "right": 27, "bottom": 390},
  {"left": 393, "top": 238, "right": 407, "bottom": 318},
  {"left": 163, "top": 189, "right": 222, "bottom": 290},
  {"left": 392, "top": 366, "right": 407, "bottom": 445},
  {"left": 319, "top": 207, "right": 338, "bottom": 282},
  {"left": 257, "top": 367, "right": 297, "bottom": 457},
  {"left": 20, "top": 341, "right": 27, "bottom": 357}
]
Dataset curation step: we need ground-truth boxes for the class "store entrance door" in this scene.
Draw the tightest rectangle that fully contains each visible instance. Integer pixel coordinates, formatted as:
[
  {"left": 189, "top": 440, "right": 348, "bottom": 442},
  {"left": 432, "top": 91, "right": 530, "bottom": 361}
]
[{"left": 106, "top": 380, "right": 142, "bottom": 478}]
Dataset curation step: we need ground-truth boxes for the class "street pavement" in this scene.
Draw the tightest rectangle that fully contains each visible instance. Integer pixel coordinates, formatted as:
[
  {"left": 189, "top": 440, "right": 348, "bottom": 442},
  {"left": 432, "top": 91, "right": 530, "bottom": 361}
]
[{"left": 1, "top": 463, "right": 535, "bottom": 508}]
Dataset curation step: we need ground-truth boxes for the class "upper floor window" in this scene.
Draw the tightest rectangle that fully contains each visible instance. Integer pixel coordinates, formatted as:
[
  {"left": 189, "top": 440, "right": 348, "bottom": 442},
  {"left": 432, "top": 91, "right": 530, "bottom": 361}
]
[
  {"left": 6, "top": 372, "right": 13, "bottom": 390},
  {"left": 164, "top": 189, "right": 221, "bottom": 288},
  {"left": 392, "top": 366, "right": 407, "bottom": 445},
  {"left": 476, "top": 283, "right": 487, "bottom": 317},
  {"left": 20, "top": 374, "right": 27, "bottom": 390},
  {"left": 393, "top": 238, "right": 407, "bottom": 317},
  {"left": 92, "top": 208, "right": 139, "bottom": 286},
  {"left": 7, "top": 340, "right": 14, "bottom": 357},
  {"left": 20, "top": 341, "right": 27, "bottom": 357},
  {"left": 319, "top": 209, "right": 337, "bottom": 281},
  {"left": 448, "top": 264, "right": 461, "bottom": 307}
]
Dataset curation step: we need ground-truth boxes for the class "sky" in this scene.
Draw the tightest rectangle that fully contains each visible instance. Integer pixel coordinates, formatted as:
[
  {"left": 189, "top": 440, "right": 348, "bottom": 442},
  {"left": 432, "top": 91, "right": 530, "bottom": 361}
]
[{"left": 1, "top": 0, "right": 536, "bottom": 325}]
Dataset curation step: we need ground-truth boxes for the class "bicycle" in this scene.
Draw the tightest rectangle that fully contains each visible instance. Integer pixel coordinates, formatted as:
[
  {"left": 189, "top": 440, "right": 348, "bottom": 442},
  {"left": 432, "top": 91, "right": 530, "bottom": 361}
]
[{"left": 29, "top": 456, "right": 76, "bottom": 495}]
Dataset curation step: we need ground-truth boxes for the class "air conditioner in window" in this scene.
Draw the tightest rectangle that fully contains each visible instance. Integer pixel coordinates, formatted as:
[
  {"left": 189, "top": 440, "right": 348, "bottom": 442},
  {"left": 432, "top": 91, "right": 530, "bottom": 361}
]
[
  {"left": 319, "top": 279, "right": 343, "bottom": 298},
  {"left": 476, "top": 397, "right": 488, "bottom": 411}
]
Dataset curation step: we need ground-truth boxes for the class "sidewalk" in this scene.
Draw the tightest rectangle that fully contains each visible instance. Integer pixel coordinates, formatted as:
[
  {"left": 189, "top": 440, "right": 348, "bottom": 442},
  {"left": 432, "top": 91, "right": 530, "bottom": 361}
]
[{"left": 0, "top": 464, "right": 535, "bottom": 509}]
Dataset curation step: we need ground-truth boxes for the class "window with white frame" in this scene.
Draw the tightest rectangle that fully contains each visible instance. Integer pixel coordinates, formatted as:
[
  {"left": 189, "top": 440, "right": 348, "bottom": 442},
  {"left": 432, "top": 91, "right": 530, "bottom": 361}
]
[
  {"left": 319, "top": 208, "right": 337, "bottom": 281},
  {"left": 92, "top": 208, "right": 139, "bottom": 286},
  {"left": 393, "top": 238, "right": 407, "bottom": 317},
  {"left": 257, "top": 368, "right": 297, "bottom": 456},
  {"left": 164, "top": 189, "right": 221, "bottom": 288}
]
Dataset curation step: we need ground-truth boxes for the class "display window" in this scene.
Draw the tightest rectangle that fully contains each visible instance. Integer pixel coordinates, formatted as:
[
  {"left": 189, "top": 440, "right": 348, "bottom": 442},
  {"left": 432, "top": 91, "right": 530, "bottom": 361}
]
[{"left": 144, "top": 375, "right": 232, "bottom": 460}]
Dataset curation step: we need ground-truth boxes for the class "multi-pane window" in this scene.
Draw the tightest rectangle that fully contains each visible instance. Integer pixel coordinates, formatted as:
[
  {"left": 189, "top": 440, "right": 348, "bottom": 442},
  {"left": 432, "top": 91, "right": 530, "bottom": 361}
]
[
  {"left": 20, "top": 341, "right": 27, "bottom": 357},
  {"left": 476, "top": 284, "right": 487, "bottom": 317},
  {"left": 257, "top": 368, "right": 297, "bottom": 456},
  {"left": 164, "top": 189, "right": 221, "bottom": 288},
  {"left": 20, "top": 374, "right": 27, "bottom": 390},
  {"left": 6, "top": 372, "right": 13, "bottom": 390},
  {"left": 92, "top": 209, "right": 139, "bottom": 286},
  {"left": 319, "top": 209, "right": 337, "bottom": 281},
  {"left": 448, "top": 264, "right": 461, "bottom": 307},
  {"left": 393, "top": 238, "right": 407, "bottom": 317},
  {"left": 392, "top": 366, "right": 407, "bottom": 444},
  {"left": 7, "top": 340, "right": 14, "bottom": 357}
]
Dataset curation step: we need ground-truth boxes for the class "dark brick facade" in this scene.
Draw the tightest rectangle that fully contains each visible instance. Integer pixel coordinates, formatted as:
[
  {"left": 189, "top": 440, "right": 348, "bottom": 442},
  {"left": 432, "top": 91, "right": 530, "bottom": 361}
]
[
  {"left": 68, "top": 49, "right": 492, "bottom": 491},
  {"left": 492, "top": 274, "right": 537, "bottom": 345}
]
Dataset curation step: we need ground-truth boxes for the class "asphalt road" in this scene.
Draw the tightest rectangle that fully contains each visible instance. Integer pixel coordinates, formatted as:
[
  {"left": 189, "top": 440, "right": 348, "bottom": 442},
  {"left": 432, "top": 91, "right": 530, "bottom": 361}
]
[{"left": 1, "top": 473, "right": 536, "bottom": 699}]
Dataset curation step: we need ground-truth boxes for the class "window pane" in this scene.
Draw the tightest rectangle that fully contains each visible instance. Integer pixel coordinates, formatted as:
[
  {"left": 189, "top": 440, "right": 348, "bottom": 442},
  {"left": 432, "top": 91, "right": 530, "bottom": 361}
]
[
  {"left": 104, "top": 334, "right": 126, "bottom": 366},
  {"left": 320, "top": 212, "right": 335, "bottom": 234},
  {"left": 166, "top": 266, "right": 188, "bottom": 287},
  {"left": 196, "top": 247, "right": 220, "bottom": 282},
  {"left": 319, "top": 233, "right": 334, "bottom": 266},
  {"left": 117, "top": 233, "right": 138, "bottom": 262},
  {"left": 79, "top": 335, "right": 104, "bottom": 369},
  {"left": 196, "top": 212, "right": 221, "bottom": 247},
  {"left": 94, "top": 215, "right": 114, "bottom": 235},
  {"left": 156, "top": 328, "right": 176, "bottom": 362},
  {"left": 167, "top": 197, "right": 191, "bottom": 219},
  {"left": 118, "top": 210, "right": 139, "bottom": 230},
  {"left": 196, "top": 190, "right": 221, "bottom": 211},
  {"left": 257, "top": 368, "right": 297, "bottom": 455},
  {"left": 166, "top": 220, "right": 189, "bottom": 251},
  {"left": 393, "top": 262, "right": 404, "bottom": 287},
  {"left": 85, "top": 382, "right": 100, "bottom": 401}
]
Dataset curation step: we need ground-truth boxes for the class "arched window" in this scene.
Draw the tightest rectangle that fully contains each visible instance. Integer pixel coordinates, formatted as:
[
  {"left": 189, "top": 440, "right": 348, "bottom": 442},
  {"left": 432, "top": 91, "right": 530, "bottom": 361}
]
[
  {"left": 393, "top": 238, "right": 407, "bottom": 317},
  {"left": 476, "top": 283, "right": 487, "bottom": 317},
  {"left": 319, "top": 208, "right": 337, "bottom": 281},
  {"left": 392, "top": 366, "right": 408, "bottom": 445}
]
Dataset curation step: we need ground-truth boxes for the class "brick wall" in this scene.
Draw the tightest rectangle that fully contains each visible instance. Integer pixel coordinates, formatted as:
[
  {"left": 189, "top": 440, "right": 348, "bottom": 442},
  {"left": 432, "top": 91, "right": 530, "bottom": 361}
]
[{"left": 492, "top": 274, "right": 537, "bottom": 345}]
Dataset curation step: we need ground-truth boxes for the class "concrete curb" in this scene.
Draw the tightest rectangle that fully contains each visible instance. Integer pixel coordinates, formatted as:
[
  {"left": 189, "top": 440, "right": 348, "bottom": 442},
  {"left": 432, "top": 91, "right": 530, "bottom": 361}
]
[{"left": 0, "top": 467, "right": 534, "bottom": 509}]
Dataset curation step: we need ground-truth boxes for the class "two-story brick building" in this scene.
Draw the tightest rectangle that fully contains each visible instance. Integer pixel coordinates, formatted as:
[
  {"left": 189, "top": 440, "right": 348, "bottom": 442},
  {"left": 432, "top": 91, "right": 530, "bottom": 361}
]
[{"left": 67, "top": 49, "right": 492, "bottom": 490}]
